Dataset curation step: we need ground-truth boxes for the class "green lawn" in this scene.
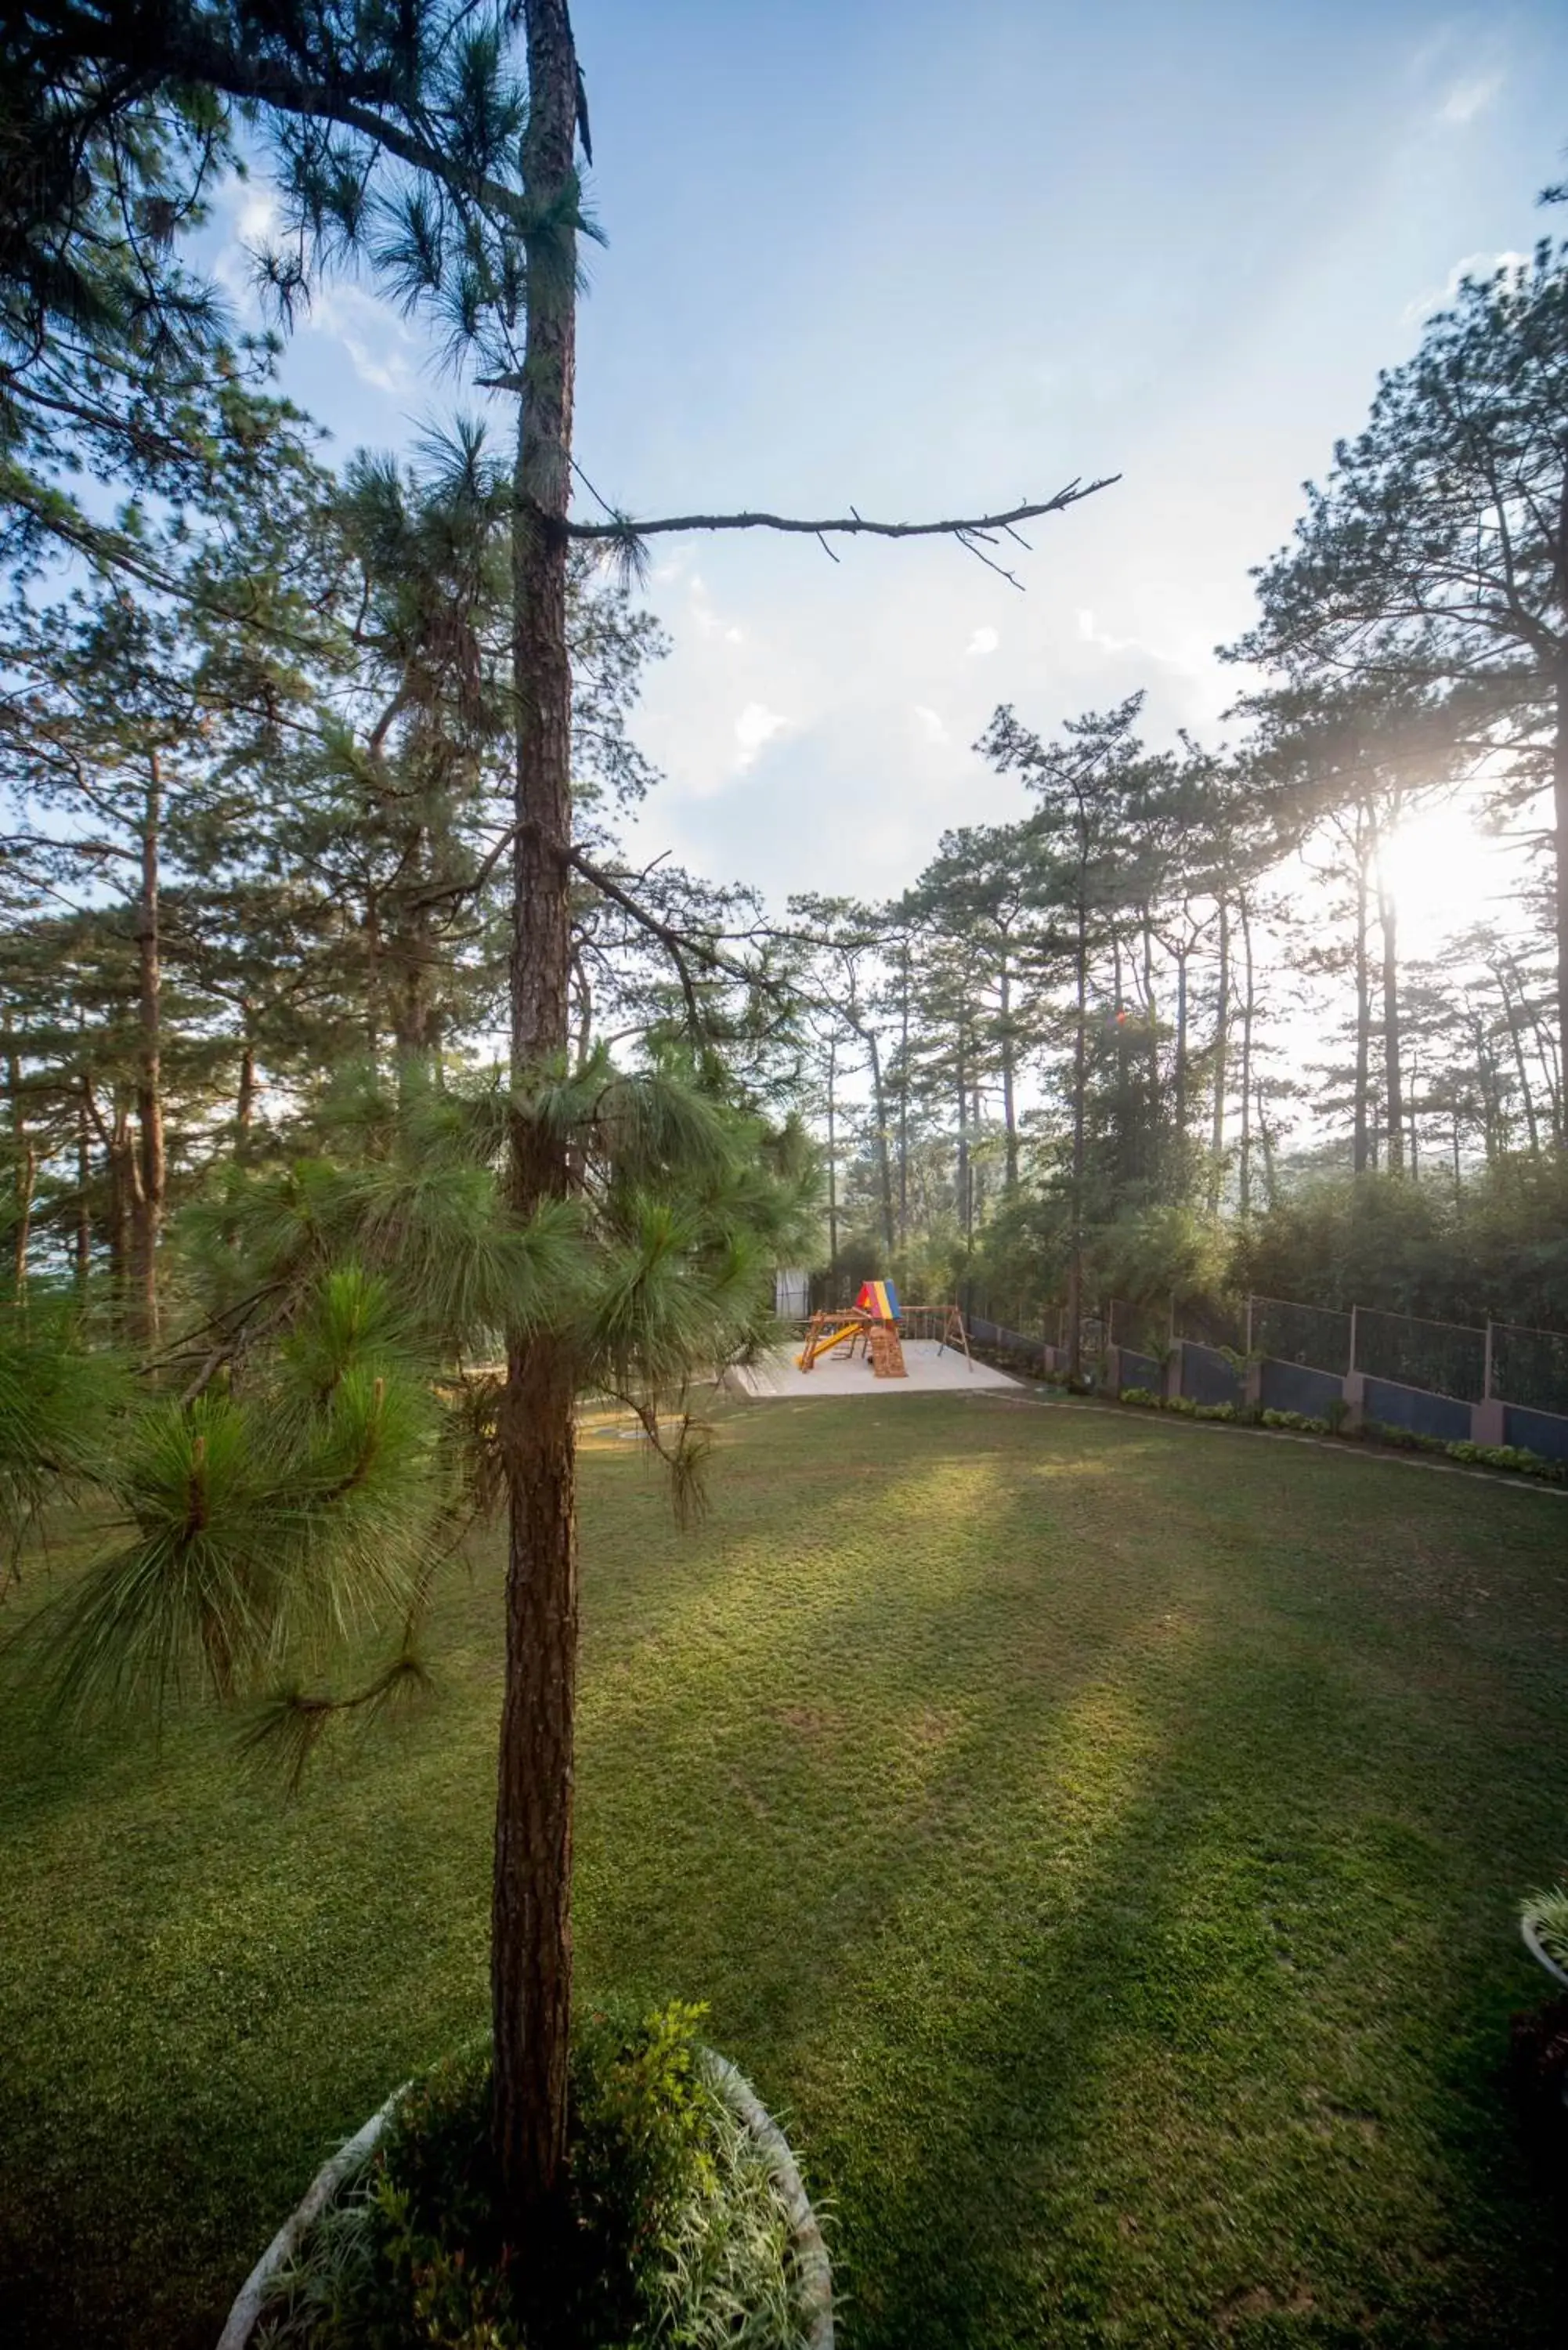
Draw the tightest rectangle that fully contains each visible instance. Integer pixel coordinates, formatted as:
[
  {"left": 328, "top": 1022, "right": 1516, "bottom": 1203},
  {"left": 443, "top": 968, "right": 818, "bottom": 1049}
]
[{"left": 3, "top": 1394, "right": 1567, "bottom": 2348}]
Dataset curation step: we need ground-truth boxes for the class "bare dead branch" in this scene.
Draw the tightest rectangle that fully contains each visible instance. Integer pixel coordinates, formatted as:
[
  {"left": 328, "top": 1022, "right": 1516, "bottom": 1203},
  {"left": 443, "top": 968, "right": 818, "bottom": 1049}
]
[{"left": 563, "top": 478, "right": 1119, "bottom": 549}]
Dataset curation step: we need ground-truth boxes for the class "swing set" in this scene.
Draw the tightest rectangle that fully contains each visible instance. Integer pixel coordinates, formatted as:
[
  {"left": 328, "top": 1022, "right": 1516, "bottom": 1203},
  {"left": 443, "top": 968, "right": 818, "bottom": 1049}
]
[{"left": 794, "top": 1282, "right": 974, "bottom": 1379}]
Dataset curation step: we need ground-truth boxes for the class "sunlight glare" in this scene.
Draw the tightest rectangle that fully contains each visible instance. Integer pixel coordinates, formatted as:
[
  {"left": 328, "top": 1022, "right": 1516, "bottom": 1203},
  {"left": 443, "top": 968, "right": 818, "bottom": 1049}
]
[{"left": 1378, "top": 798, "right": 1516, "bottom": 954}]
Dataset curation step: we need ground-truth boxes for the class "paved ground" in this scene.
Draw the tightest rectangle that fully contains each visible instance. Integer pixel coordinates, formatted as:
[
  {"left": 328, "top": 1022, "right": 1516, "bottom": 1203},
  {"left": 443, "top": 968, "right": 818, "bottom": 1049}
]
[{"left": 730, "top": 1336, "right": 1021, "bottom": 1397}]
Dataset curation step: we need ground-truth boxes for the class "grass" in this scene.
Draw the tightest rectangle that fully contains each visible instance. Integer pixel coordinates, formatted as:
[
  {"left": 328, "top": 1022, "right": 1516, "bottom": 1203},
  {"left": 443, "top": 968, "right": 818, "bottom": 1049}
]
[{"left": 2, "top": 1390, "right": 1567, "bottom": 2347}]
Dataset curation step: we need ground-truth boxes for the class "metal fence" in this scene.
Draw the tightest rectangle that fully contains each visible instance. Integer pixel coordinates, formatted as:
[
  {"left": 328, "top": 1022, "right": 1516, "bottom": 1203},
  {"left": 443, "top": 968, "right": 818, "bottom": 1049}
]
[{"left": 1089, "top": 1291, "right": 1568, "bottom": 1417}]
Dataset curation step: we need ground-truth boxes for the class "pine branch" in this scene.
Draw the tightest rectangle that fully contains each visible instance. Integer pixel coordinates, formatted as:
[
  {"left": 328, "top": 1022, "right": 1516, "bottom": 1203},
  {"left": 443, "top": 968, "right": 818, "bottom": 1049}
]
[{"left": 563, "top": 478, "right": 1119, "bottom": 555}]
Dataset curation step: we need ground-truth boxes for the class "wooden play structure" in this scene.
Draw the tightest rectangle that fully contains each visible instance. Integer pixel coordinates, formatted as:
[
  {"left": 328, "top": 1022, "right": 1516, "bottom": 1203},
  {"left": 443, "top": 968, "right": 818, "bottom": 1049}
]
[
  {"left": 797, "top": 1278, "right": 908, "bottom": 1376},
  {"left": 794, "top": 1285, "right": 975, "bottom": 1380}
]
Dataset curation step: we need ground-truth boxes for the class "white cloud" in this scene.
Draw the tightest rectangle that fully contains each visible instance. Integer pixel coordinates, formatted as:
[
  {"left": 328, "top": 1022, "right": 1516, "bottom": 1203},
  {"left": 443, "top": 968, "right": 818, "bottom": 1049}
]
[
  {"left": 912, "top": 704, "right": 948, "bottom": 744},
  {"left": 1402, "top": 248, "right": 1528, "bottom": 324},
  {"left": 1436, "top": 71, "right": 1502, "bottom": 126},
  {"left": 688, "top": 574, "right": 746, "bottom": 644},
  {"left": 209, "top": 177, "right": 420, "bottom": 400},
  {"left": 966, "top": 625, "right": 999, "bottom": 656},
  {"left": 735, "top": 701, "right": 787, "bottom": 768}
]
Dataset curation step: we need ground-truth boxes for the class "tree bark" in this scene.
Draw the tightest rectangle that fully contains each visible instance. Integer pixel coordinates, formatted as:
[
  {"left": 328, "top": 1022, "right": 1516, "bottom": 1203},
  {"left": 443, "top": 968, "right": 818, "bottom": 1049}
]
[
  {"left": 1237, "top": 894, "right": 1255, "bottom": 1220},
  {"left": 6, "top": 1022, "right": 33, "bottom": 1297},
  {"left": 1375, "top": 850, "right": 1404, "bottom": 1176},
  {"left": 1553, "top": 477, "right": 1568, "bottom": 1090},
  {"left": 998, "top": 949, "right": 1018, "bottom": 1191},
  {"left": 955, "top": 1037, "right": 970, "bottom": 1243},
  {"left": 1067, "top": 886, "right": 1088, "bottom": 1380},
  {"left": 825, "top": 1031, "right": 839, "bottom": 1273},
  {"left": 491, "top": 0, "right": 580, "bottom": 2240},
  {"left": 75, "top": 1082, "right": 92, "bottom": 1295},
  {"left": 867, "top": 1027, "right": 895, "bottom": 1257},
  {"left": 1353, "top": 828, "right": 1371, "bottom": 1174},
  {"left": 236, "top": 1010, "right": 256, "bottom": 1162},
  {"left": 1173, "top": 945, "right": 1188, "bottom": 1141},
  {"left": 133, "top": 752, "right": 165, "bottom": 1343},
  {"left": 897, "top": 942, "right": 910, "bottom": 1243},
  {"left": 1208, "top": 896, "right": 1229, "bottom": 1213},
  {"left": 1494, "top": 960, "right": 1540, "bottom": 1155}
]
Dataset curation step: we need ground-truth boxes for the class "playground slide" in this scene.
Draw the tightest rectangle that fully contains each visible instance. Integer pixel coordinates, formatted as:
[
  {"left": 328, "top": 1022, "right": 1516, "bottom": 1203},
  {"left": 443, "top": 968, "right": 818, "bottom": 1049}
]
[{"left": 795, "top": 1318, "right": 865, "bottom": 1372}]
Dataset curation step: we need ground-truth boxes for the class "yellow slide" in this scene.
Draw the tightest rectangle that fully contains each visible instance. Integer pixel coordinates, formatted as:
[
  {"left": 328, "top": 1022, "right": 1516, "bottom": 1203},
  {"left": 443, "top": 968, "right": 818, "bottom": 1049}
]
[{"left": 795, "top": 1313, "right": 867, "bottom": 1371}]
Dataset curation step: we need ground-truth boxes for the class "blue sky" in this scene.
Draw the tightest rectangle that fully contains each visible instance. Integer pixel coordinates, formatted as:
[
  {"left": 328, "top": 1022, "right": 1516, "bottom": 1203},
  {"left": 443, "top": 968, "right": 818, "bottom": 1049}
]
[{"left": 208, "top": 0, "right": 1568, "bottom": 912}]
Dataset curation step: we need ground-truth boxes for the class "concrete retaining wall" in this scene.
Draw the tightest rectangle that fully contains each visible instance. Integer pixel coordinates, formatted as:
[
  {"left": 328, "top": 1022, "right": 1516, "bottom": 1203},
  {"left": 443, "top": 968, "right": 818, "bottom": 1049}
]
[
  {"left": 1180, "top": 1343, "right": 1244, "bottom": 1408},
  {"left": 1362, "top": 1376, "right": 1471, "bottom": 1444},
  {"left": 1503, "top": 1403, "right": 1568, "bottom": 1464},
  {"left": 1259, "top": 1359, "right": 1345, "bottom": 1419}
]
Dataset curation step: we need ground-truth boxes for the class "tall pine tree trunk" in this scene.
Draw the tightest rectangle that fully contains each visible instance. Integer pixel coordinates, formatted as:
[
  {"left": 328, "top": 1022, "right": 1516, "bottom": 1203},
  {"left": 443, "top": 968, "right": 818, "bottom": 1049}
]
[
  {"left": 825, "top": 1032, "right": 839, "bottom": 1273},
  {"left": 897, "top": 944, "right": 910, "bottom": 1242},
  {"left": 1495, "top": 963, "right": 1540, "bottom": 1155},
  {"left": 491, "top": 0, "right": 580, "bottom": 2236},
  {"left": 999, "top": 953, "right": 1018, "bottom": 1191},
  {"left": 5, "top": 1022, "right": 33, "bottom": 1297},
  {"left": 1552, "top": 481, "right": 1568, "bottom": 1091},
  {"left": 855, "top": 1018, "right": 895, "bottom": 1256},
  {"left": 1353, "top": 833, "right": 1371, "bottom": 1173},
  {"left": 133, "top": 753, "right": 165, "bottom": 1343},
  {"left": 1173, "top": 946, "right": 1188, "bottom": 1140},
  {"left": 1237, "top": 894, "right": 1255, "bottom": 1220},
  {"left": 1066, "top": 890, "right": 1088, "bottom": 1380},
  {"left": 236, "top": 1008, "right": 256, "bottom": 1162},
  {"left": 956, "top": 1039, "right": 970, "bottom": 1243},
  {"left": 1208, "top": 897, "right": 1228, "bottom": 1213},
  {"left": 1375, "top": 848, "right": 1404, "bottom": 1176}
]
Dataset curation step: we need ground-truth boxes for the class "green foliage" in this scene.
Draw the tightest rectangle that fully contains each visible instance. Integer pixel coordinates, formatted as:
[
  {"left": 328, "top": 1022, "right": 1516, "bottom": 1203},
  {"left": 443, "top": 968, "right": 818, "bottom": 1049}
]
[
  {"left": 257, "top": 2005, "right": 809, "bottom": 2350},
  {"left": 1524, "top": 1887, "right": 1568, "bottom": 1976},
  {"left": 28, "top": 1063, "right": 813, "bottom": 1741},
  {"left": 0, "top": 1296, "right": 132, "bottom": 1590},
  {"left": 1261, "top": 1408, "right": 1332, "bottom": 1435},
  {"left": 38, "top": 1284, "right": 446, "bottom": 1720},
  {"left": 1444, "top": 1440, "right": 1566, "bottom": 1485},
  {"left": 1118, "top": 1386, "right": 1160, "bottom": 1407}
]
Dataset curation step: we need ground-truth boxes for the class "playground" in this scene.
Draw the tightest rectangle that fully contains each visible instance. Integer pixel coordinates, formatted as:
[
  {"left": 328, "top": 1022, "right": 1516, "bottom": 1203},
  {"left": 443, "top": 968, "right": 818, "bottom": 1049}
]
[
  {"left": 735, "top": 1336, "right": 1019, "bottom": 1398},
  {"left": 735, "top": 1282, "right": 1020, "bottom": 1397}
]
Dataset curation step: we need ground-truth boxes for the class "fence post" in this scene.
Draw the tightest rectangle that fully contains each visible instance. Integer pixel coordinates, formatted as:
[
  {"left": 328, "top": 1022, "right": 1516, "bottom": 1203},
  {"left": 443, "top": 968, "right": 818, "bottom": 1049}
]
[
  {"left": 1473, "top": 1318, "right": 1506, "bottom": 1444},
  {"left": 1342, "top": 1301, "right": 1365, "bottom": 1433}
]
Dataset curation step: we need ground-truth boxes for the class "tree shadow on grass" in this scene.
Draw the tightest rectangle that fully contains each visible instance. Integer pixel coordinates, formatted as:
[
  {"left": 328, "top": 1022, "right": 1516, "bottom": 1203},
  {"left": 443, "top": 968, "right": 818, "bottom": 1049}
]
[{"left": 572, "top": 1413, "right": 1568, "bottom": 2346}]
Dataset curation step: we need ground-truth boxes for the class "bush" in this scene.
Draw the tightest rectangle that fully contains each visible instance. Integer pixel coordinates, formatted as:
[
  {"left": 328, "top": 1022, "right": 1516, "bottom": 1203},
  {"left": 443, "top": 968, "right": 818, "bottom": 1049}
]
[
  {"left": 1118, "top": 1386, "right": 1160, "bottom": 1407},
  {"left": 1261, "top": 1408, "right": 1331, "bottom": 1436},
  {"left": 257, "top": 2004, "right": 810, "bottom": 2350},
  {"left": 1444, "top": 1439, "right": 1566, "bottom": 1485}
]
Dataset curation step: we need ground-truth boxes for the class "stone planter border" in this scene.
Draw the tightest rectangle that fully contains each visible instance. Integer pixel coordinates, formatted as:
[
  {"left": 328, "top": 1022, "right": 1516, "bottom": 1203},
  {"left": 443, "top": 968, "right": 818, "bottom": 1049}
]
[
  {"left": 1521, "top": 1908, "right": 1568, "bottom": 1993},
  {"left": 218, "top": 2053, "right": 833, "bottom": 2350}
]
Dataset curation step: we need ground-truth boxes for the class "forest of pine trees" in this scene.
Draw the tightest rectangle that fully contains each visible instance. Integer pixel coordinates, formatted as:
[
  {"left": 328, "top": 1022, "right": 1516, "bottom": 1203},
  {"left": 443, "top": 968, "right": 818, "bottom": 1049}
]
[{"left": 788, "top": 236, "right": 1568, "bottom": 1340}]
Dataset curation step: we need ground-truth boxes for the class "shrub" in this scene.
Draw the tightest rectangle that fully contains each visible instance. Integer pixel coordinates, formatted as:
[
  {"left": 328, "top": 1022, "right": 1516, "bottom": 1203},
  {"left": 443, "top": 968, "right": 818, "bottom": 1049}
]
[
  {"left": 257, "top": 2004, "right": 809, "bottom": 2350},
  {"left": 1526, "top": 1886, "right": 1568, "bottom": 1976},
  {"left": 1445, "top": 1440, "right": 1566, "bottom": 1485},
  {"left": 1118, "top": 1386, "right": 1160, "bottom": 1407},
  {"left": 1261, "top": 1408, "right": 1331, "bottom": 1436}
]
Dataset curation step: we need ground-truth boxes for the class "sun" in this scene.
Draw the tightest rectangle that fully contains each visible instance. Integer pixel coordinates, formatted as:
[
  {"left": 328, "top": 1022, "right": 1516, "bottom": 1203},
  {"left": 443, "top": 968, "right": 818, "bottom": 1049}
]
[{"left": 1378, "top": 796, "right": 1517, "bottom": 954}]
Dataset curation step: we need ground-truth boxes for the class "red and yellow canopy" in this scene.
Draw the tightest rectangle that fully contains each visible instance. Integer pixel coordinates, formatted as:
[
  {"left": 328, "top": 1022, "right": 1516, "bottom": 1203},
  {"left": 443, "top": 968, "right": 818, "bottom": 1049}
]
[{"left": 856, "top": 1278, "right": 901, "bottom": 1322}]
